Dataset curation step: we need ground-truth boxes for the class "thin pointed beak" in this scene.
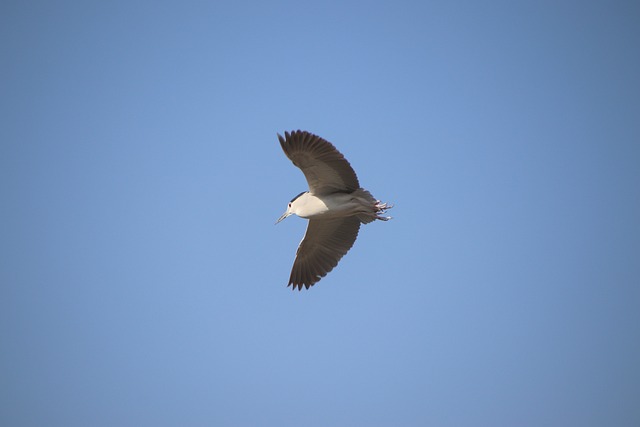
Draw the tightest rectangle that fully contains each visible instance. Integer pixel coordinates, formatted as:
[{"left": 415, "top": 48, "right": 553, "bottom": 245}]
[{"left": 275, "top": 212, "right": 289, "bottom": 224}]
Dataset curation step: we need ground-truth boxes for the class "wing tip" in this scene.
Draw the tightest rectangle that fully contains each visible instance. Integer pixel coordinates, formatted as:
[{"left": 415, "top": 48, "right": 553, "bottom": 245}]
[{"left": 287, "top": 281, "right": 314, "bottom": 291}]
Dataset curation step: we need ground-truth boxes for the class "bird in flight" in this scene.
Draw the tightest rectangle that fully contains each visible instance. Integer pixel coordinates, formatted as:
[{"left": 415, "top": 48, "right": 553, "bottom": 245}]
[{"left": 276, "top": 130, "right": 392, "bottom": 290}]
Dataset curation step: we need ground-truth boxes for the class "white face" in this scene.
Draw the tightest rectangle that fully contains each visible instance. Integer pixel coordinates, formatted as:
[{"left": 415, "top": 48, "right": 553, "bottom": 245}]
[{"left": 276, "top": 202, "right": 293, "bottom": 224}]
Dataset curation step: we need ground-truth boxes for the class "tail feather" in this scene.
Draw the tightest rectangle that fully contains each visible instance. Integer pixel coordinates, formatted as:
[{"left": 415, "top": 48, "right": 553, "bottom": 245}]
[{"left": 352, "top": 189, "right": 392, "bottom": 224}]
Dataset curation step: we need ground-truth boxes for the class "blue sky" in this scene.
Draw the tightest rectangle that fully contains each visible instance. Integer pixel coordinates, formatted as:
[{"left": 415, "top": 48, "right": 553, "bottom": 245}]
[{"left": 1, "top": 0, "right": 639, "bottom": 426}]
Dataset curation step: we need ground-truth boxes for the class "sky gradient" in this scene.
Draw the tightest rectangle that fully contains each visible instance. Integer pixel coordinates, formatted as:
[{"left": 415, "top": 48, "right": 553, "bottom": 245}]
[{"left": 2, "top": 1, "right": 639, "bottom": 426}]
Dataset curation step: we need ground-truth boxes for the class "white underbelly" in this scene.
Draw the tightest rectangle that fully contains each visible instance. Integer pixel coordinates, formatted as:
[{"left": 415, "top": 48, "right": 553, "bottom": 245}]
[{"left": 297, "top": 193, "right": 358, "bottom": 219}]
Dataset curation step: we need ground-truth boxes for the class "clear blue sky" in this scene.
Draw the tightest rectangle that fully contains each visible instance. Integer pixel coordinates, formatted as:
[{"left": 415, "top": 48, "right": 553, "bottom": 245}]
[{"left": 1, "top": 1, "right": 639, "bottom": 426}]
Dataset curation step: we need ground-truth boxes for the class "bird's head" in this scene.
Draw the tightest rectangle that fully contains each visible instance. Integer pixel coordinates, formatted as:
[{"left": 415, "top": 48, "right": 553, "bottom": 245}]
[
  {"left": 275, "top": 203, "right": 293, "bottom": 224},
  {"left": 275, "top": 191, "right": 307, "bottom": 224}
]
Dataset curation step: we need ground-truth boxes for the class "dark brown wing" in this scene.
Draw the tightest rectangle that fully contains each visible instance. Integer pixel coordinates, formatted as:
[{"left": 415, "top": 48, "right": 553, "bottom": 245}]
[
  {"left": 288, "top": 217, "right": 361, "bottom": 290},
  {"left": 278, "top": 130, "right": 360, "bottom": 195}
]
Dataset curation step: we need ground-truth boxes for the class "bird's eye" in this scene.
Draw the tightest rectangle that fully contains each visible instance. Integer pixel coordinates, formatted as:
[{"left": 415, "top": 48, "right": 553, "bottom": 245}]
[{"left": 288, "top": 203, "right": 291, "bottom": 207}]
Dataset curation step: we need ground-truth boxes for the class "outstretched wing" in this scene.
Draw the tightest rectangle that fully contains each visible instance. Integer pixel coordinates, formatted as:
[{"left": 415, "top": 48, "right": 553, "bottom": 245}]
[
  {"left": 288, "top": 217, "right": 361, "bottom": 290},
  {"left": 278, "top": 130, "right": 360, "bottom": 195}
]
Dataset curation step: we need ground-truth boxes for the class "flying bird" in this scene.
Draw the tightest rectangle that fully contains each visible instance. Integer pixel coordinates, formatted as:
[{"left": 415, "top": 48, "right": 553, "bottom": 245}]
[{"left": 276, "top": 130, "right": 392, "bottom": 290}]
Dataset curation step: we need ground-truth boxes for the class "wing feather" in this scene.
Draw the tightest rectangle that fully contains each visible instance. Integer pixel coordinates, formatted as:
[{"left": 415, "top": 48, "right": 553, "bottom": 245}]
[
  {"left": 288, "top": 217, "right": 361, "bottom": 290},
  {"left": 278, "top": 130, "right": 360, "bottom": 195}
]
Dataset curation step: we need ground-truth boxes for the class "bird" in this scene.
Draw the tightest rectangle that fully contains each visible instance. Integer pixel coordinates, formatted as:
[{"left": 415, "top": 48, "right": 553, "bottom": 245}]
[{"left": 276, "top": 130, "right": 392, "bottom": 290}]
